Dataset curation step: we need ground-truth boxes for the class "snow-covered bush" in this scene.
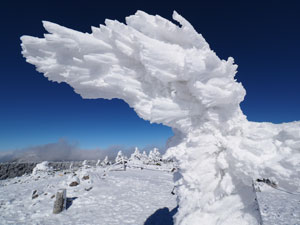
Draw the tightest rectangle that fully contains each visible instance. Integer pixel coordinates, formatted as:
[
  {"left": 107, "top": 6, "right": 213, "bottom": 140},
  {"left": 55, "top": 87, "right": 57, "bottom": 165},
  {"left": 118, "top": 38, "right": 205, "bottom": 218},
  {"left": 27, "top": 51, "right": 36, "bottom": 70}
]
[
  {"left": 21, "top": 11, "right": 300, "bottom": 225},
  {"left": 32, "top": 161, "right": 52, "bottom": 175}
]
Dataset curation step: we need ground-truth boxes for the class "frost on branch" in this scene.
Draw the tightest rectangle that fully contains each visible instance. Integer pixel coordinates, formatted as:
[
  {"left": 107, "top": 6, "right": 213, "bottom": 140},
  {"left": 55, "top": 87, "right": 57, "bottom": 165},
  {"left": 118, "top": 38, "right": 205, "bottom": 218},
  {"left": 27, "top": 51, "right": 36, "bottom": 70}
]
[{"left": 21, "top": 11, "right": 300, "bottom": 225}]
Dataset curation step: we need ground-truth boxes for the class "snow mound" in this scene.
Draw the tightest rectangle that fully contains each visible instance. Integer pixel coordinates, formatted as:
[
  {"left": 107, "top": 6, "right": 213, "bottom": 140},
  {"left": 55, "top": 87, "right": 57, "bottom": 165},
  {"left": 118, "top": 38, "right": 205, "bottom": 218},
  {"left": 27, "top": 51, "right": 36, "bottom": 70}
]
[
  {"left": 32, "top": 161, "right": 52, "bottom": 175},
  {"left": 21, "top": 11, "right": 300, "bottom": 225}
]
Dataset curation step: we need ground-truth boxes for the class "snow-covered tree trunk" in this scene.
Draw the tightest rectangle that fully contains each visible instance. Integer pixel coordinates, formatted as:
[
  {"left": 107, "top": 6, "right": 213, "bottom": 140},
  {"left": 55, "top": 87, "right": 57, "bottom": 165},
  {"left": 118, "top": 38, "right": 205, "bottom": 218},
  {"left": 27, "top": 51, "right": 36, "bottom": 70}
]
[{"left": 168, "top": 130, "right": 262, "bottom": 225}]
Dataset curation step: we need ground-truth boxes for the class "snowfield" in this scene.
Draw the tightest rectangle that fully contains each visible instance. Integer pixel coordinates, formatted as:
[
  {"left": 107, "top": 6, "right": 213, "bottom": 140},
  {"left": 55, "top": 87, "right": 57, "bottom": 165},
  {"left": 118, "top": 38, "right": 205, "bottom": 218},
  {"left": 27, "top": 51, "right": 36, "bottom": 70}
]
[
  {"left": 256, "top": 185, "right": 300, "bottom": 225},
  {"left": 0, "top": 162, "right": 299, "bottom": 225},
  {"left": 0, "top": 166, "right": 177, "bottom": 225}
]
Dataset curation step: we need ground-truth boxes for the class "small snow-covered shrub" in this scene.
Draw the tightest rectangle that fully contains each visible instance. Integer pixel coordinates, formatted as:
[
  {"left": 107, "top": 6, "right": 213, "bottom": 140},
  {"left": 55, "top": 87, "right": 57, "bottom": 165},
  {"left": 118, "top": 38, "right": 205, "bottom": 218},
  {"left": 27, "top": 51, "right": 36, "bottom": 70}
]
[{"left": 32, "top": 161, "right": 52, "bottom": 175}]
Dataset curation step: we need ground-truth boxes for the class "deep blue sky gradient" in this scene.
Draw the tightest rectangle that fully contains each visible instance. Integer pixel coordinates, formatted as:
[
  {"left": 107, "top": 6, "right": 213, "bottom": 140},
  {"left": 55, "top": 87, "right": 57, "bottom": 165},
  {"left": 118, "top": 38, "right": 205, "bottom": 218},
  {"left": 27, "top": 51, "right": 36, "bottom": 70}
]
[{"left": 0, "top": 0, "right": 299, "bottom": 151}]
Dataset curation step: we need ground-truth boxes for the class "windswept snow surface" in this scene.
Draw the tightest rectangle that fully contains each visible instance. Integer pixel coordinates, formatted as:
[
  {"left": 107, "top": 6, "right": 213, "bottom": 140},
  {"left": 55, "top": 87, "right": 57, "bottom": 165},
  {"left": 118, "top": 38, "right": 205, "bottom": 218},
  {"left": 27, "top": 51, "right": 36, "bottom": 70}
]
[
  {"left": 0, "top": 167, "right": 177, "bottom": 225},
  {"left": 21, "top": 11, "right": 300, "bottom": 225},
  {"left": 256, "top": 184, "right": 300, "bottom": 225}
]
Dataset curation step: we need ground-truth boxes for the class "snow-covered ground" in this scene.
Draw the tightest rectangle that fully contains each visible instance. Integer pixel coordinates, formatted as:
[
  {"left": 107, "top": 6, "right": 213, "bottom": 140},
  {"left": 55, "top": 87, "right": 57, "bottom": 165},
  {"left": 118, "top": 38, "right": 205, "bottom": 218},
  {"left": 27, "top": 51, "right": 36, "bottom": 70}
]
[
  {"left": 257, "top": 185, "right": 300, "bottom": 225},
  {"left": 0, "top": 163, "right": 299, "bottom": 225},
  {"left": 0, "top": 165, "right": 177, "bottom": 225}
]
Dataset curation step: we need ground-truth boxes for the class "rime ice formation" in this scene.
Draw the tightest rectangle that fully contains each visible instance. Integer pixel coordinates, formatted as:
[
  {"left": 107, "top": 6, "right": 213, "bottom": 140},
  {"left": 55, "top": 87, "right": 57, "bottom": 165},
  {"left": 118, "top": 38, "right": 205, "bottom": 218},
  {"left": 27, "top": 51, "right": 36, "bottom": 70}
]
[{"left": 21, "top": 11, "right": 300, "bottom": 225}]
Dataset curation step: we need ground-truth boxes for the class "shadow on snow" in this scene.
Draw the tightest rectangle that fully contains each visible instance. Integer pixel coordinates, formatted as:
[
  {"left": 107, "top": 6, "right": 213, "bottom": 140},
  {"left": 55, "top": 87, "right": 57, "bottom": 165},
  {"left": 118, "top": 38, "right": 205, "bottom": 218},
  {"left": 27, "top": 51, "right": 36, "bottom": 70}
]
[
  {"left": 66, "top": 197, "right": 78, "bottom": 210},
  {"left": 144, "top": 206, "right": 178, "bottom": 225}
]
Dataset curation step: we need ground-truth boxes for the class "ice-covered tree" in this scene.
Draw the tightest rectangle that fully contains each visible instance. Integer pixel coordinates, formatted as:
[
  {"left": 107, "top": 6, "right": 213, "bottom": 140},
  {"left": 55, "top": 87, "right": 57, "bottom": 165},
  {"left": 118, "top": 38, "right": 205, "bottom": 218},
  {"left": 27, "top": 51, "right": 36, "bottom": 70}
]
[
  {"left": 82, "top": 160, "right": 87, "bottom": 166},
  {"left": 147, "top": 148, "right": 162, "bottom": 164},
  {"left": 140, "top": 151, "right": 148, "bottom": 163},
  {"left": 153, "top": 148, "right": 162, "bottom": 162},
  {"left": 82, "top": 160, "right": 90, "bottom": 169},
  {"left": 148, "top": 150, "right": 154, "bottom": 164},
  {"left": 96, "top": 159, "right": 101, "bottom": 166},
  {"left": 130, "top": 147, "right": 141, "bottom": 161},
  {"left": 21, "top": 11, "right": 300, "bottom": 225},
  {"left": 115, "top": 151, "right": 124, "bottom": 164},
  {"left": 101, "top": 156, "right": 110, "bottom": 166}
]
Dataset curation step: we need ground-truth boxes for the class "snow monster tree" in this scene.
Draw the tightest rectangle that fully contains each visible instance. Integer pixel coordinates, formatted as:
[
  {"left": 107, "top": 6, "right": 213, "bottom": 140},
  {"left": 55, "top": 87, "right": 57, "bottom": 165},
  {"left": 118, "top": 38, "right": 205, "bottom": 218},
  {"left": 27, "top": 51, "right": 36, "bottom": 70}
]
[{"left": 21, "top": 11, "right": 300, "bottom": 225}]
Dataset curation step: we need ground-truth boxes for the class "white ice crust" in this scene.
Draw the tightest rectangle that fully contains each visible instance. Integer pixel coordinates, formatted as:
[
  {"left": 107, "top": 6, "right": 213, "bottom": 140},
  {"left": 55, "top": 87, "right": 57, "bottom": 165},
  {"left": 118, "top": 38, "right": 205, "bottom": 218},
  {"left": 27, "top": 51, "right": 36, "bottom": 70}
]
[{"left": 21, "top": 11, "right": 300, "bottom": 225}]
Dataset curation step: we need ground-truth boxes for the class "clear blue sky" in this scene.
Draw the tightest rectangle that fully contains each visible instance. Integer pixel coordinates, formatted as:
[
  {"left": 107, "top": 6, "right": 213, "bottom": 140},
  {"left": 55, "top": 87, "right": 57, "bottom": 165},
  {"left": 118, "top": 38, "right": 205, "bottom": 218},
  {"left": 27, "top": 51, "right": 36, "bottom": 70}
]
[{"left": 0, "top": 0, "right": 299, "bottom": 151}]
